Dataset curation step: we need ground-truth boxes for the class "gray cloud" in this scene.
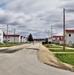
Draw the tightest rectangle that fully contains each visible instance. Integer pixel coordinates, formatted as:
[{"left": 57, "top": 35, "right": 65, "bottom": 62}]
[
  {"left": 60, "top": 1, "right": 74, "bottom": 13},
  {"left": 0, "top": 0, "right": 74, "bottom": 38},
  {"left": 60, "top": 0, "right": 73, "bottom": 1}
]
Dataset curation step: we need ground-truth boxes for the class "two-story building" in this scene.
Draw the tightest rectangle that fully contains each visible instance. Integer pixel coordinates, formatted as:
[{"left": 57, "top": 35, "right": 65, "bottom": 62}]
[
  {"left": 4, "top": 34, "right": 21, "bottom": 43},
  {"left": 23, "top": 37, "right": 27, "bottom": 42},
  {"left": 0, "top": 28, "right": 3, "bottom": 43},
  {"left": 48, "top": 36, "right": 63, "bottom": 44},
  {"left": 65, "top": 30, "right": 74, "bottom": 46},
  {"left": 20, "top": 36, "right": 24, "bottom": 43},
  {"left": 4, "top": 34, "right": 27, "bottom": 43}
]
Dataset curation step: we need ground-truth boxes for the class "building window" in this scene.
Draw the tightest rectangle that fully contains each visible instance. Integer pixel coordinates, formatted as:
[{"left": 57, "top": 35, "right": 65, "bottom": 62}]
[
  {"left": 69, "top": 34, "right": 71, "bottom": 37},
  {"left": 8, "top": 40, "right": 10, "bottom": 41}
]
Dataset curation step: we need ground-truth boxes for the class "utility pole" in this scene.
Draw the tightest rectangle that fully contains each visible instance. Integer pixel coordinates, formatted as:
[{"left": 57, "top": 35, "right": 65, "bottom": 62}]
[
  {"left": 48, "top": 30, "right": 50, "bottom": 39},
  {"left": 14, "top": 29, "right": 16, "bottom": 43},
  {"left": 51, "top": 25, "right": 53, "bottom": 44},
  {"left": 63, "top": 8, "right": 66, "bottom": 50},
  {"left": 7, "top": 24, "right": 8, "bottom": 43},
  {"left": 47, "top": 30, "right": 50, "bottom": 44}
]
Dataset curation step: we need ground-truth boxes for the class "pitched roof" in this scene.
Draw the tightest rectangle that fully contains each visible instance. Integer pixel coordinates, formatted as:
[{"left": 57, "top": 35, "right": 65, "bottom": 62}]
[
  {"left": 53, "top": 36, "right": 63, "bottom": 38},
  {"left": 4, "top": 34, "right": 20, "bottom": 37},
  {"left": 53, "top": 36, "right": 64, "bottom": 41},
  {"left": 49, "top": 36, "right": 64, "bottom": 41},
  {"left": 20, "top": 36, "right": 26, "bottom": 38},
  {"left": 66, "top": 30, "right": 74, "bottom": 33},
  {"left": 21, "top": 36, "right": 23, "bottom": 38}
]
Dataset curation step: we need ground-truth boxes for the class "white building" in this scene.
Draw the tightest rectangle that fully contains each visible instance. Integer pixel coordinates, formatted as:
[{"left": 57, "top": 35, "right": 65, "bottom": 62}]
[
  {"left": 0, "top": 28, "right": 3, "bottom": 43},
  {"left": 48, "top": 36, "right": 63, "bottom": 44},
  {"left": 23, "top": 37, "right": 27, "bottom": 42},
  {"left": 20, "top": 36, "right": 27, "bottom": 43},
  {"left": 4, "top": 34, "right": 21, "bottom": 43},
  {"left": 65, "top": 30, "right": 74, "bottom": 46},
  {"left": 20, "top": 36, "right": 24, "bottom": 42},
  {"left": 4, "top": 34, "right": 27, "bottom": 43}
]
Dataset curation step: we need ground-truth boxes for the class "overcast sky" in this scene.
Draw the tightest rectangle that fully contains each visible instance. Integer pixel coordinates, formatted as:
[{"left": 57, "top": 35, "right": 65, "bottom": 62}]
[{"left": 0, "top": 0, "right": 74, "bottom": 38}]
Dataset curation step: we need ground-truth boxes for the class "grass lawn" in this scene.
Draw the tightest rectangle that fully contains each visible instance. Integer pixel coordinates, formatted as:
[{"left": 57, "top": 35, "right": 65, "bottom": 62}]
[
  {"left": 44, "top": 44, "right": 62, "bottom": 48},
  {"left": 0, "top": 43, "right": 25, "bottom": 47},
  {"left": 44, "top": 44, "right": 74, "bottom": 52},
  {"left": 55, "top": 54, "right": 74, "bottom": 66},
  {"left": 49, "top": 49, "right": 74, "bottom": 52}
]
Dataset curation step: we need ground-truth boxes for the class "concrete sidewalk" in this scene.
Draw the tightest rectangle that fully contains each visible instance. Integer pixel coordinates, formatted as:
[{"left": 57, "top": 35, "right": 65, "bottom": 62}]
[
  {"left": 52, "top": 44, "right": 74, "bottom": 50},
  {"left": 38, "top": 44, "right": 74, "bottom": 72},
  {"left": 53, "top": 52, "right": 74, "bottom": 54},
  {"left": 0, "top": 44, "right": 31, "bottom": 52}
]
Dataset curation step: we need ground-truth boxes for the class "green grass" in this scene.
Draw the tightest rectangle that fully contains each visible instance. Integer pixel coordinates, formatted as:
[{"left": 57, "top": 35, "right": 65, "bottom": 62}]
[
  {"left": 44, "top": 44, "right": 62, "bottom": 48},
  {"left": 55, "top": 54, "right": 74, "bottom": 66},
  {"left": 44, "top": 44, "right": 74, "bottom": 52},
  {"left": 49, "top": 49, "right": 74, "bottom": 52},
  {"left": 0, "top": 43, "right": 25, "bottom": 47}
]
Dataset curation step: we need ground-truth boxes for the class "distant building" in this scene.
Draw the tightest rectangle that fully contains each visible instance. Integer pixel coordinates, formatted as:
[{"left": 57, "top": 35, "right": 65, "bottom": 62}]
[
  {"left": 33, "top": 39, "right": 45, "bottom": 42},
  {"left": 65, "top": 30, "right": 74, "bottom": 46},
  {"left": 0, "top": 28, "right": 3, "bottom": 43},
  {"left": 48, "top": 36, "right": 63, "bottom": 44},
  {"left": 20, "top": 36, "right": 23, "bottom": 42},
  {"left": 4, "top": 34, "right": 21, "bottom": 43},
  {"left": 20, "top": 36, "right": 27, "bottom": 43},
  {"left": 53, "top": 36, "right": 63, "bottom": 44},
  {"left": 23, "top": 37, "right": 27, "bottom": 42},
  {"left": 4, "top": 34, "right": 27, "bottom": 43}
]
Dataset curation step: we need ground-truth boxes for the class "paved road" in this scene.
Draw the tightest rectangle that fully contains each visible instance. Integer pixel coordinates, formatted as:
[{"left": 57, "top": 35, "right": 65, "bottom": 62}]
[{"left": 0, "top": 43, "right": 74, "bottom": 75}]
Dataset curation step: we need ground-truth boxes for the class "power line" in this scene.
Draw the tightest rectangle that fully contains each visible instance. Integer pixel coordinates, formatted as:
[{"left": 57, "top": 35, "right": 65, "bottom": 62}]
[{"left": 54, "top": 13, "right": 63, "bottom": 26}]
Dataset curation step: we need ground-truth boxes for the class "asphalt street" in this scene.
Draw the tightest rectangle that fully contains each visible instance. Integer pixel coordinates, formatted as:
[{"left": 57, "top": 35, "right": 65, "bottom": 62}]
[{"left": 0, "top": 43, "right": 74, "bottom": 75}]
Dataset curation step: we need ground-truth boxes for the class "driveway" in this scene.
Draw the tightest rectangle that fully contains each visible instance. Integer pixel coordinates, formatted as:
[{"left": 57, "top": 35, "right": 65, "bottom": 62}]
[{"left": 0, "top": 43, "right": 74, "bottom": 75}]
